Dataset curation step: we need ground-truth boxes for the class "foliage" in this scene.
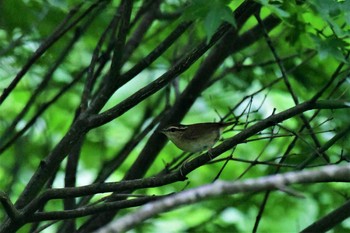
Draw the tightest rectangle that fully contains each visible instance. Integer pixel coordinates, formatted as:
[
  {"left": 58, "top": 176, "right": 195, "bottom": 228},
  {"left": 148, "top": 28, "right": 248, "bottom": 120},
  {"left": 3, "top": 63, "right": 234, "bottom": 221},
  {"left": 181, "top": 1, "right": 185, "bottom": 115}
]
[{"left": 0, "top": 0, "right": 350, "bottom": 232}]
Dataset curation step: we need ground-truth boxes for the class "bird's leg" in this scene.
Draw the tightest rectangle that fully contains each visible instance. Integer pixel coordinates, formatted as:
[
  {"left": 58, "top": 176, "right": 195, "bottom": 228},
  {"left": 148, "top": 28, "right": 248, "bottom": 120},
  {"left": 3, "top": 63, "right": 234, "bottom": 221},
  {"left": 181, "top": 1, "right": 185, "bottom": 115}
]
[
  {"left": 179, "top": 160, "right": 190, "bottom": 178},
  {"left": 179, "top": 149, "right": 215, "bottom": 176},
  {"left": 179, "top": 153, "right": 196, "bottom": 177}
]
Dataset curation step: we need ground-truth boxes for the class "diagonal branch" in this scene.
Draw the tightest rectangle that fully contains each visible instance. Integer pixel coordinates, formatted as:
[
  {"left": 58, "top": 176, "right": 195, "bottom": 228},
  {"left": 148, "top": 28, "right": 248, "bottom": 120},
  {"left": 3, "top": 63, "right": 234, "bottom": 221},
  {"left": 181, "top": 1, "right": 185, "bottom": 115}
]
[
  {"left": 298, "top": 123, "right": 350, "bottom": 169},
  {"left": 0, "top": 191, "right": 20, "bottom": 221},
  {"left": 301, "top": 198, "right": 350, "bottom": 233},
  {"left": 27, "top": 195, "right": 160, "bottom": 222},
  {"left": 0, "top": 1, "right": 108, "bottom": 105},
  {"left": 95, "top": 164, "right": 350, "bottom": 233}
]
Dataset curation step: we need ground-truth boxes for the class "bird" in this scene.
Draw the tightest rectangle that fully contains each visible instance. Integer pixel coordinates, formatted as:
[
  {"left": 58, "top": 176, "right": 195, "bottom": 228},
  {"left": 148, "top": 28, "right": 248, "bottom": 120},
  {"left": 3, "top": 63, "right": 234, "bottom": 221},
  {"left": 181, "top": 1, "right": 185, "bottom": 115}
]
[{"left": 160, "top": 122, "right": 235, "bottom": 153}]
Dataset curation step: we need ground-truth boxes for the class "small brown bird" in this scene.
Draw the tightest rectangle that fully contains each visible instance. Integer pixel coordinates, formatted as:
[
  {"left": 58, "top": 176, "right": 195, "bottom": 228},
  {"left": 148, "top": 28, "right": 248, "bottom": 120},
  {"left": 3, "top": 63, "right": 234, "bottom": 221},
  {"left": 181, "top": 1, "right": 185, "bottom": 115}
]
[{"left": 160, "top": 122, "right": 235, "bottom": 153}]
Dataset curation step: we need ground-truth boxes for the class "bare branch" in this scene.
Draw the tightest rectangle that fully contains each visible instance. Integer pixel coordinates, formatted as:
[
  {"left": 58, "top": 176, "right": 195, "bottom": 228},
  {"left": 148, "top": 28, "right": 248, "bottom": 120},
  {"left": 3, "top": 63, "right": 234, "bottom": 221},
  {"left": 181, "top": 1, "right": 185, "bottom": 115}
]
[
  {"left": 0, "top": 1, "right": 106, "bottom": 105},
  {"left": 0, "top": 191, "right": 20, "bottom": 221},
  {"left": 298, "top": 123, "right": 350, "bottom": 169},
  {"left": 301, "top": 199, "right": 350, "bottom": 233},
  {"left": 94, "top": 164, "right": 350, "bottom": 233}
]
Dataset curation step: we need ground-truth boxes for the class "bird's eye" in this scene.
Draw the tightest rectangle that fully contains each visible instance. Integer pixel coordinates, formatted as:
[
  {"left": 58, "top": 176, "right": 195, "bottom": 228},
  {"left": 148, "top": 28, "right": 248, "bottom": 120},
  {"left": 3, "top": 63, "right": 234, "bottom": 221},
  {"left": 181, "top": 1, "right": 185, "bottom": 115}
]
[{"left": 170, "top": 128, "right": 176, "bottom": 132}]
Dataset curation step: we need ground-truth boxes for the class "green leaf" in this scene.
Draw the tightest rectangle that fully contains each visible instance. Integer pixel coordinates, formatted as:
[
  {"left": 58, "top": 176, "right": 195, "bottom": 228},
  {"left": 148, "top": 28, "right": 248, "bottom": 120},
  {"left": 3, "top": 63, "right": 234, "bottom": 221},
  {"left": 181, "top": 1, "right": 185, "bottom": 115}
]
[
  {"left": 312, "top": 35, "right": 348, "bottom": 62},
  {"left": 182, "top": 0, "right": 212, "bottom": 22},
  {"left": 257, "top": 0, "right": 290, "bottom": 18},
  {"left": 204, "top": 5, "right": 236, "bottom": 43},
  {"left": 220, "top": 5, "right": 237, "bottom": 28},
  {"left": 204, "top": 6, "right": 223, "bottom": 43},
  {"left": 0, "top": 0, "right": 37, "bottom": 32},
  {"left": 182, "top": 0, "right": 236, "bottom": 43}
]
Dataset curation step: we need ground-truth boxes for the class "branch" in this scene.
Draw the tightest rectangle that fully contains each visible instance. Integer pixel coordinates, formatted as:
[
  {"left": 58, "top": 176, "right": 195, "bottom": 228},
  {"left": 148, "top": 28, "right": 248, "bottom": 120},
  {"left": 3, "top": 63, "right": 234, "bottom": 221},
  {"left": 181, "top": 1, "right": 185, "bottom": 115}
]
[
  {"left": 80, "top": 5, "right": 120, "bottom": 111},
  {"left": 85, "top": 0, "right": 134, "bottom": 114},
  {"left": 311, "top": 52, "right": 350, "bottom": 102},
  {"left": 0, "top": 22, "right": 88, "bottom": 155},
  {"left": 62, "top": 137, "right": 84, "bottom": 232},
  {"left": 301, "top": 199, "right": 350, "bottom": 233},
  {"left": 0, "top": 191, "right": 20, "bottom": 221},
  {"left": 255, "top": 12, "right": 299, "bottom": 104},
  {"left": 0, "top": 1, "right": 106, "bottom": 105},
  {"left": 116, "top": 21, "right": 192, "bottom": 91},
  {"left": 13, "top": 117, "right": 89, "bottom": 211},
  {"left": 86, "top": 21, "right": 192, "bottom": 116},
  {"left": 27, "top": 196, "right": 159, "bottom": 222},
  {"left": 122, "top": 1, "right": 161, "bottom": 63},
  {"left": 0, "top": 73, "right": 83, "bottom": 155},
  {"left": 87, "top": 19, "right": 232, "bottom": 128},
  {"left": 297, "top": 123, "right": 350, "bottom": 169},
  {"left": 76, "top": 106, "right": 164, "bottom": 208},
  {"left": 94, "top": 164, "right": 350, "bottom": 233},
  {"left": 256, "top": 12, "right": 330, "bottom": 163}
]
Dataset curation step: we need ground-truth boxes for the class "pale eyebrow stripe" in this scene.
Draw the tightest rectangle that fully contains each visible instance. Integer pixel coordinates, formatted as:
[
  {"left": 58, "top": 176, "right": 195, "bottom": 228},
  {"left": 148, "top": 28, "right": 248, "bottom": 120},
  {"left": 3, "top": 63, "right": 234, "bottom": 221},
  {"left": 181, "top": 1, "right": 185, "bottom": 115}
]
[{"left": 166, "top": 126, "right": 187, "bottom": 131}]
